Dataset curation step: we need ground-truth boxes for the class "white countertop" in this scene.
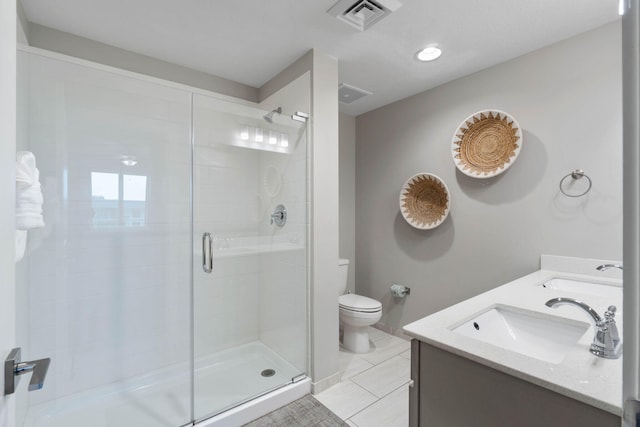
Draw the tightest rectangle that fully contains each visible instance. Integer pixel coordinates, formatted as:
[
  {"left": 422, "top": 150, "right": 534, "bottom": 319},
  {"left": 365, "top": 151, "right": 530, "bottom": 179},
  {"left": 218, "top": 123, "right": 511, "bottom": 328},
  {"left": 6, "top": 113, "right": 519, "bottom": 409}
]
[{"left": 402, "top": 255, "right": 623, "bottom": 415}]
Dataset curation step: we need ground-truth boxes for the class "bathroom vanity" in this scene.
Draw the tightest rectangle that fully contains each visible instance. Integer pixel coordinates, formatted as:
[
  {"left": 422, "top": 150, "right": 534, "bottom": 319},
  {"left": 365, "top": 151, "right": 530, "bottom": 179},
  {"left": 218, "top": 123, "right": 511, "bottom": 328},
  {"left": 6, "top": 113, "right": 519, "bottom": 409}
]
[{"left": 403, "top": 256, "right": 622, "bottom": 427}]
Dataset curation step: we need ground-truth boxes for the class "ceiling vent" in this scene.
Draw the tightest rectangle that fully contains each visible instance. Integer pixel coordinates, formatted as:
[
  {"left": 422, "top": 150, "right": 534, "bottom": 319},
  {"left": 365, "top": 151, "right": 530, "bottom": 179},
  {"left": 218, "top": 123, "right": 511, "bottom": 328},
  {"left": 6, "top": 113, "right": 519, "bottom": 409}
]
[
  {"left": 338, "top": 83, "right": 373, "bottom": 104},
  {"left": 327, "top": 0, "right": 402, "bottom": 31}
]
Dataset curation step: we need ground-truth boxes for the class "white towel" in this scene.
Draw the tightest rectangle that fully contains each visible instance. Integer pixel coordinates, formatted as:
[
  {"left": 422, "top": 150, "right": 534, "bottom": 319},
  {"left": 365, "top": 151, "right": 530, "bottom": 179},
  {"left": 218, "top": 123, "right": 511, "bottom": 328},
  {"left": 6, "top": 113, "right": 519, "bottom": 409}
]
[
  {"left": 15, "top": 230, "right": 27, "bottom": 263},
  {"left": 16, "top": 151, "right": 45, "bottom": 231}
]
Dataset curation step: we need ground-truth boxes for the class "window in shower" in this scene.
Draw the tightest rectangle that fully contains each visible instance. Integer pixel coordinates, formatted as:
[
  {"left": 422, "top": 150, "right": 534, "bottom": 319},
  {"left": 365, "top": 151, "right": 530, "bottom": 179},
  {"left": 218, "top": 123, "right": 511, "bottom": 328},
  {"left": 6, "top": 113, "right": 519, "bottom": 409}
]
[{"left": 91, "top": 171, "right": 148, "bottom": 227}]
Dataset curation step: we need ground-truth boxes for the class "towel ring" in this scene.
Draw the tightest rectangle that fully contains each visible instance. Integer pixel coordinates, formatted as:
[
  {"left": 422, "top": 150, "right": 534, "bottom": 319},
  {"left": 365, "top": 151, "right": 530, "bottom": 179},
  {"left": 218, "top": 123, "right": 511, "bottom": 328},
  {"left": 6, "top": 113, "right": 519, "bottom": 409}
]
[{"left": 559, "top": 169, "right": 592, "bottom": 197}]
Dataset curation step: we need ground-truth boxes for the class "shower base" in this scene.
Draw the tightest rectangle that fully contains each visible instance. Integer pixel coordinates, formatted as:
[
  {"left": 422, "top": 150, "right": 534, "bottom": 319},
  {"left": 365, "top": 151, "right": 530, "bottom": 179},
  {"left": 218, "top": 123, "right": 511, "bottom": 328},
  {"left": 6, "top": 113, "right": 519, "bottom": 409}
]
[{"left": 23, "top": 342, "right": 308, "bottom": 427}]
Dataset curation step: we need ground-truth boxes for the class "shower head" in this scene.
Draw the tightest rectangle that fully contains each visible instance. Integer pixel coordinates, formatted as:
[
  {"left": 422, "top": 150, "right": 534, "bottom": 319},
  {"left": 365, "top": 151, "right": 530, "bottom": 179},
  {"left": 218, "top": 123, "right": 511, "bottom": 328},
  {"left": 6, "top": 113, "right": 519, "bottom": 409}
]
[{"left": 263, "top": 107, "right": 282, "bottom": 123}]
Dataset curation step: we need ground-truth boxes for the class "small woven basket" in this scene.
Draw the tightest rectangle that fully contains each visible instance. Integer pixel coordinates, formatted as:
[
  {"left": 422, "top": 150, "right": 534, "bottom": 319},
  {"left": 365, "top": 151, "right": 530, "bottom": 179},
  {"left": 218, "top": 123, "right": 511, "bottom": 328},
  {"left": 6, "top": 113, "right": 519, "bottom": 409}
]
[
  {"left": 400, "top": 173, "right": 450, "bottom": 229},
  {"left": 452, "top": 110, "right": 522, "bottom": 178}
]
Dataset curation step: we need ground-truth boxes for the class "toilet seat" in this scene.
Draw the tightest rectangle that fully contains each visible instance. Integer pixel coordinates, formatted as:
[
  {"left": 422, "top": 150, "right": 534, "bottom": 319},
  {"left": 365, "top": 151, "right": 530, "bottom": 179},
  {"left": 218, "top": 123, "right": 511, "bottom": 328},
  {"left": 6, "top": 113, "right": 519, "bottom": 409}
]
[{"left": 339, "top": 294, "right": 382, "bottom": 313}]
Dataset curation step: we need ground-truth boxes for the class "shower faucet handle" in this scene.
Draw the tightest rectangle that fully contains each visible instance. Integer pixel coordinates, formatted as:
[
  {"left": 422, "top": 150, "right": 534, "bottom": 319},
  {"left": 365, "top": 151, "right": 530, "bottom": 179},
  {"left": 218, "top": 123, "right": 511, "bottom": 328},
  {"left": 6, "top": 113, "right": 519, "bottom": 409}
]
[
  {"left": 270, "top": 204, "right": 287, "bottom": 227},
  {"left": 4, "top": 347, "right": 51, "bottom": 395}
]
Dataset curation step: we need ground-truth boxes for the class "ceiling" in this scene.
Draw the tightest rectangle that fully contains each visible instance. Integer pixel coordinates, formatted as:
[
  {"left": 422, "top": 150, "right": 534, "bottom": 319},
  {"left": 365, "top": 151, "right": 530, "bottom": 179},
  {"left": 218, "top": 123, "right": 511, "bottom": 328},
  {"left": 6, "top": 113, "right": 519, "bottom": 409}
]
[{"left": 21, "top": 0, "right": 620, "bottom": 116}]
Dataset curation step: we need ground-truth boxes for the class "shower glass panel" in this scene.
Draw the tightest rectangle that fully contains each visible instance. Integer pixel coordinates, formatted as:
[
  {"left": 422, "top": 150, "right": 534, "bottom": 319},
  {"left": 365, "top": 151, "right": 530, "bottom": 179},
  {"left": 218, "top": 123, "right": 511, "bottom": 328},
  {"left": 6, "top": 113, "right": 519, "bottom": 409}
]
[
  {"left": 16, "top": 51, "right": 192, "bottom": 426},
  {"left": 16, "top": 49, "right": 309, "bottom": 427},
  {"left": 192, "top": 94, "right": 308, "bottom": 421}
]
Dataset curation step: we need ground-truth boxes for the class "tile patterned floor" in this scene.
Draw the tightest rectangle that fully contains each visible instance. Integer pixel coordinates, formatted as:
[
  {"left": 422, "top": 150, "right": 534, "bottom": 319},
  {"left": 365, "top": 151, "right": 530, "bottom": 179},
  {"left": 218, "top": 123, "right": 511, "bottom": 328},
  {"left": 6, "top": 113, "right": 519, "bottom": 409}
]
[{"left": 315, "top": 327, "right": 411, "bottom": 427}]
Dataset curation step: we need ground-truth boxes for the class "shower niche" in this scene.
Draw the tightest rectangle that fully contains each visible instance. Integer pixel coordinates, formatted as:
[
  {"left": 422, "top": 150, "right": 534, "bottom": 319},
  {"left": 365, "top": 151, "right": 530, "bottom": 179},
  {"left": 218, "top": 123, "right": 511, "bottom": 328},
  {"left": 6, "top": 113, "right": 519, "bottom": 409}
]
[{"left": 16, "top": 48, "right": 309, "bottom": 426}]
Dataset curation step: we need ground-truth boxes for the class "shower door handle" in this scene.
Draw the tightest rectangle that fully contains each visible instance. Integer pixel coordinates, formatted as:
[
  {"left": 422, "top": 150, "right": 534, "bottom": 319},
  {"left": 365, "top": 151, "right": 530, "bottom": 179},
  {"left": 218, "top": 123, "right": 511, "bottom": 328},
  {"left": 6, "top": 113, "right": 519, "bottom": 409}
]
[
  {"left": 202, "top": 232, "right": 213, "bottom": 273},
  {"left": 4, "top": 347, "right": 51, "bottom": 395}
]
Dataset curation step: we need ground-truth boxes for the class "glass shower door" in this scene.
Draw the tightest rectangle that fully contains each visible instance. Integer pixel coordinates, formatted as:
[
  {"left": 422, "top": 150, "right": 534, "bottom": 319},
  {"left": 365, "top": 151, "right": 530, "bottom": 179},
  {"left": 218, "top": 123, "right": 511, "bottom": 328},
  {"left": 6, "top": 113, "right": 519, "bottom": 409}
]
[
  {"left": 192, "top": 94, "right": 309, "bottom": 421},
  {"left": 16, "top": 51, "right": 193, "bottom": 427}
]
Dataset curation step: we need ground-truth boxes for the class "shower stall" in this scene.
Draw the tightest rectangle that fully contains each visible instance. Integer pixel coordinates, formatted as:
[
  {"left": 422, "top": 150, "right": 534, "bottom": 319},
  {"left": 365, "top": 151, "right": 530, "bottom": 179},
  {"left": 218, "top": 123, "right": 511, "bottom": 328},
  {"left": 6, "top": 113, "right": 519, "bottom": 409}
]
[{"left": 15, "top": 48, "right": 310, "bottom": 426}]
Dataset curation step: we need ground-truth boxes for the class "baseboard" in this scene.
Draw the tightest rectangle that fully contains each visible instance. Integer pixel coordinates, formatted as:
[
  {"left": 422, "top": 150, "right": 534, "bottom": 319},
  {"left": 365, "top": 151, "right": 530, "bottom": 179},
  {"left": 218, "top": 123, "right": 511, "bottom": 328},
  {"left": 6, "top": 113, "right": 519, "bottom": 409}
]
[
  {"left": 310, "top": 371, "right": 341, "bottom": 395},
  {"left": 373, "top": 322, "right": 412, "bottom": 341}
]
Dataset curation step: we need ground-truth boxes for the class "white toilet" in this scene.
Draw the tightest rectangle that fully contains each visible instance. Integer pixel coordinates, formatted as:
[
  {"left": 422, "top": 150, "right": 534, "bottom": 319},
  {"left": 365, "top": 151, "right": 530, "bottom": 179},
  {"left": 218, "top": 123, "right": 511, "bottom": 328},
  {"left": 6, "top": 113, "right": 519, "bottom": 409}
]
[{"left": 338, "top": 258, "right": 383, "bottom": 353}]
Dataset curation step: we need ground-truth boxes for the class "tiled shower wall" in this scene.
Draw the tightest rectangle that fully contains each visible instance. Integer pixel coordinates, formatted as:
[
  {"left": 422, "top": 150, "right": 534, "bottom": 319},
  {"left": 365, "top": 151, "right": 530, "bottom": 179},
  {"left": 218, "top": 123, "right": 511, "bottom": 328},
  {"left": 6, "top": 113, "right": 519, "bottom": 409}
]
[
  {"left": 18, "top": 52, "right": 192, "bottom": 404},
  {"left": 258, "top": 136, "right": 308, "bottom": 373},
  {"left": 193, "top": 93, "right": 308, "bottom": 365}
]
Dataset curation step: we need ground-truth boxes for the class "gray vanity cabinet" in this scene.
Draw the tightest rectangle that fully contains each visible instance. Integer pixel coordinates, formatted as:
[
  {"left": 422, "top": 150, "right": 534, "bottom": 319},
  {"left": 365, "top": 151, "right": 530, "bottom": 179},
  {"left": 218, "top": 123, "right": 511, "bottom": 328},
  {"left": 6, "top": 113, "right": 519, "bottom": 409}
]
[{"left": 409, "top": 340, "right": 620, "bottom": 427}]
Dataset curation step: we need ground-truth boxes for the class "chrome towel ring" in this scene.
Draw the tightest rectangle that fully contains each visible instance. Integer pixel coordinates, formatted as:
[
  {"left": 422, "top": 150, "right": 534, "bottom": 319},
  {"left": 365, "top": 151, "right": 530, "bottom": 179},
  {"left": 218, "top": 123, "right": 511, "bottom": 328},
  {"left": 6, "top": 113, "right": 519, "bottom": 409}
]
[{"left": 559, "top": 169, "right": 592, "bottom": 197}]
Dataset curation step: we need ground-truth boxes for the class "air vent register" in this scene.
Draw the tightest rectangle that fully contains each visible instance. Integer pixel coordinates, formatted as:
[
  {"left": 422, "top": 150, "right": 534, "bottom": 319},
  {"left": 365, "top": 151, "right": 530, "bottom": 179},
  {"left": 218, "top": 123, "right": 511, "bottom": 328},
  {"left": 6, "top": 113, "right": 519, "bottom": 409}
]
[{"left": 327, "top": 0, "right": 402, "bottom": 31}]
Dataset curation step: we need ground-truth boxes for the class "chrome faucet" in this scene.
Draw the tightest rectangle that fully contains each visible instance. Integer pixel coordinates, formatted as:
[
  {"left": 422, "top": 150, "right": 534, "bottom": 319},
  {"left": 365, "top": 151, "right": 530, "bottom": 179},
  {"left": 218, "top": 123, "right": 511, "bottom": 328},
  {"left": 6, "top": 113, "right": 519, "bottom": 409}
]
[
  {"left": 596, "top": 263, "right": 623, "bottom": 271},
  {"left": 545, "top": 297, "right": 621, "bottom": 359}
]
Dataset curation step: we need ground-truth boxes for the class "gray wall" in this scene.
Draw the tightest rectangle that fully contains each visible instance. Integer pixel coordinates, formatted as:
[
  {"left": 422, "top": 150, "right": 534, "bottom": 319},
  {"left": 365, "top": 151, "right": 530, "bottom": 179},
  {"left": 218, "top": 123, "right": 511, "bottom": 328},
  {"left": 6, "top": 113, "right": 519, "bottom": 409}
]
[
  {"left": 308, "top": 51, "right": 340, "bottom": 392},
  {"left": 355, "top": 22, "right": 622, "bottom": 331},
  {"left": 339, "top": 113, "right": 356, "bottom": 293},
  {"left": 622, "top": 0, "right": 640, "bottom": 409},
  {"left": 26, "top": 23, "right": 258, "bottom": 102}
]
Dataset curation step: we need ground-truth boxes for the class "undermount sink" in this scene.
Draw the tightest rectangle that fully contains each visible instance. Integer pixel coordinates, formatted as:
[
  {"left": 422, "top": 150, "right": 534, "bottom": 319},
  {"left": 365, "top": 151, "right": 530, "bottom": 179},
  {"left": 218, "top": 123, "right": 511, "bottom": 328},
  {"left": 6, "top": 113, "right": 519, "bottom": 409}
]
[
  {"left": 451, "top": 305, "right": 590, "bottom": 364},
  {"left": 539, "top": 278, "right": 622, "bottom": 299}
]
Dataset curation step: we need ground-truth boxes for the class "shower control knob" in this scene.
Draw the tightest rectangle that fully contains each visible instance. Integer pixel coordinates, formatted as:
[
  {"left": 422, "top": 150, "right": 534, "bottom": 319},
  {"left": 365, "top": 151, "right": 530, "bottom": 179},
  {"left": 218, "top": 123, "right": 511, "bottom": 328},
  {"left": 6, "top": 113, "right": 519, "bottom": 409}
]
[{"left": 270, "top": 204, "right": 287, "bottom": 227}]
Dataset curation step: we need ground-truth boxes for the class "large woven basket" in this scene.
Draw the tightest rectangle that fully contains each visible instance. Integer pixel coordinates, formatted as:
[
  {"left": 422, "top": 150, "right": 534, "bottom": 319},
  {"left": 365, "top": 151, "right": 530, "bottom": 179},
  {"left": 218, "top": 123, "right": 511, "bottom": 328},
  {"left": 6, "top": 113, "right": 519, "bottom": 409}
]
[
  {"left": 451, "top": 110, "right": 522, "bottom": 178},
  {"left": 399, "top": 173, "right": 450, "bottom": 230}
]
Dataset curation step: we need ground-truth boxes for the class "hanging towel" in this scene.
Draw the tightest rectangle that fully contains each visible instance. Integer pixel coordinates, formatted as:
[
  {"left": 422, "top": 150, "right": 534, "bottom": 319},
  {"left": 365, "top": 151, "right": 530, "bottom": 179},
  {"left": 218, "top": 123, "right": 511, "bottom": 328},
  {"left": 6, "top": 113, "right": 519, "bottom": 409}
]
[
  {"left": 15, "top": 230, "right": 27, "bottom": 263},
  {"left": 15, "top": 151, "right": 44, "bottom": 263},
  {"left": 15, "top": 151, "right": 45, "bottom": 231}
]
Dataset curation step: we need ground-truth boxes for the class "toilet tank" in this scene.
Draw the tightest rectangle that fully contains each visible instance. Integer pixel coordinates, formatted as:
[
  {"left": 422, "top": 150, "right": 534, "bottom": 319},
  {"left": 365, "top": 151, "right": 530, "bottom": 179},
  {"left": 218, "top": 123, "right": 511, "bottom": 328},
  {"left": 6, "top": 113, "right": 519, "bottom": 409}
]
[{"left": 338, "top": 258, "right": 350, "bottom": 295}]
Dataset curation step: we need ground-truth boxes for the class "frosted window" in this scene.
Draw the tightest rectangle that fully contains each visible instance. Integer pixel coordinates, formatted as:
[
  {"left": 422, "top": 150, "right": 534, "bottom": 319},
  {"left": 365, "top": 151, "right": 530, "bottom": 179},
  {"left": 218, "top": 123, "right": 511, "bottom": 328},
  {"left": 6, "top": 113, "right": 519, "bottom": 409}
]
[
  {"left": 91, "top": 172, "right": 148, "bottom": 227},
  {"left": 123, "top": 175, "right": 147, "bottom": 201},
  {"left": 91, "top": 172, "right": 119, "bottom": 200}
]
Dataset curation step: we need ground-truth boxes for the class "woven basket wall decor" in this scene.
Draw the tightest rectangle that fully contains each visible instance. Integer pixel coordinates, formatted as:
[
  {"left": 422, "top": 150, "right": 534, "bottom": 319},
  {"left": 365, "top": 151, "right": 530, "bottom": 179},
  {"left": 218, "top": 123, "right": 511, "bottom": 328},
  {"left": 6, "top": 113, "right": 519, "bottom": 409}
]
[
  {"left": 451, "top": 110, "right": 522, "bottom": 178},
  {"left": 399, "top": 173, "right": 450, "bottom": 230}
]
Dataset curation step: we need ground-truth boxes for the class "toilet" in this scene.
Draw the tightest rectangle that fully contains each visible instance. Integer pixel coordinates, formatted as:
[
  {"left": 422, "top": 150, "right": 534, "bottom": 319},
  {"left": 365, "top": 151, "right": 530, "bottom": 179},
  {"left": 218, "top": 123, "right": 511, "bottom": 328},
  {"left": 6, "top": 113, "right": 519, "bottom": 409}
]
[{"left": 338, "top": 258, "right": 383, "bottom": 353}]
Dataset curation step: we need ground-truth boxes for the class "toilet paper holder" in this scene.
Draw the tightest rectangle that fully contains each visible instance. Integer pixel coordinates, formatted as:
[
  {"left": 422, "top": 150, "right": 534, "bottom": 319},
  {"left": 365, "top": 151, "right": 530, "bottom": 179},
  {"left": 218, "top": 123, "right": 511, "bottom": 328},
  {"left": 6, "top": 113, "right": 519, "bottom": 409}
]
[{"left": 390, "top": 284, "right": 410, "bottom": 298}]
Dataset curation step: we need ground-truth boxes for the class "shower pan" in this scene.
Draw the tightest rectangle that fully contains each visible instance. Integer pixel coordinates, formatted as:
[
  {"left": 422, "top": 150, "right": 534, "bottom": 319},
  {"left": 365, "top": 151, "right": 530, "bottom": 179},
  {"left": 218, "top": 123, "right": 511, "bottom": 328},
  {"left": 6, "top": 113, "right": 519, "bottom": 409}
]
[{"left": 15, "top": 48, "right": 309, "bottom": 426}]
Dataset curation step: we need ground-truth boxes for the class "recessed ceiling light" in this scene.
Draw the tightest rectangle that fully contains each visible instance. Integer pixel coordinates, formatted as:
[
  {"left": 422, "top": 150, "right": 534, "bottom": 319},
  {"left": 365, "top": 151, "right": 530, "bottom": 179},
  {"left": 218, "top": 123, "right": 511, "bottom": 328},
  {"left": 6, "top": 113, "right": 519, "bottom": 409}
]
[
  {"left": 416, "top": 46, "right": 442, "bottom": 62},
  {"left": 120, "top": 155, "right": 138, "bottom": 166}
]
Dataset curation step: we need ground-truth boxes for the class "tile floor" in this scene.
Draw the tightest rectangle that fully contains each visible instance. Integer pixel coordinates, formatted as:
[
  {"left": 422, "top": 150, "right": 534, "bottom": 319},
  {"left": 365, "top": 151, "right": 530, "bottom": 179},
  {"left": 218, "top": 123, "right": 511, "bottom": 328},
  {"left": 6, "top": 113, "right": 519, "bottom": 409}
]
[{"left": 315, "top": 327, "right": 411, "bottom": 427}]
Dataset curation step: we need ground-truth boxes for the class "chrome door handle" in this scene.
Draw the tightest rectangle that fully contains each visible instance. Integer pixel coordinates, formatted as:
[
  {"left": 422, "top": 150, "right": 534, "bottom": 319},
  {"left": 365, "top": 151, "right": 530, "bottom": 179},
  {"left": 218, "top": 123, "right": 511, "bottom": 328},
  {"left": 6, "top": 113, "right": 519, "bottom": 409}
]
[
  {"left": 202, "top": 232, "right": 213, "bottom": 273},
  {"left": 4, "top": 347, "right": 51, "bottom": 395}
]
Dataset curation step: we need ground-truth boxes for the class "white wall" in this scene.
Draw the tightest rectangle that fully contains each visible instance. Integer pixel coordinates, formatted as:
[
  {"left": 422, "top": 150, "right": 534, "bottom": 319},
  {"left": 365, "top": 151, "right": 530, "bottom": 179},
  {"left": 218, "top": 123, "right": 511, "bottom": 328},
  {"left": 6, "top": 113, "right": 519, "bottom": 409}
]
[
  {"left": 16, "top": 0, "right": 28, "bottom": 44},
  {"left": 355, "top": 22, "right": 623, "bottom": 331},
  {"left": 339, "top": 113, "right": 356, "bottom": 293},
  {"left": 0, "top": 0, "right": 16, "bottom": 425}
]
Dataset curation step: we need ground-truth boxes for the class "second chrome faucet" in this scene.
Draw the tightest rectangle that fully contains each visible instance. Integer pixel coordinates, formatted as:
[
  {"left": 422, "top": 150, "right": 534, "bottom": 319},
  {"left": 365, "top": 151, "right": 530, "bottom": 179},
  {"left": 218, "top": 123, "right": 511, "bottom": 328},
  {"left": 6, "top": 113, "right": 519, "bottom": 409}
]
[{"left": 545, "top": 297, "right": 621, "bottom": 359}]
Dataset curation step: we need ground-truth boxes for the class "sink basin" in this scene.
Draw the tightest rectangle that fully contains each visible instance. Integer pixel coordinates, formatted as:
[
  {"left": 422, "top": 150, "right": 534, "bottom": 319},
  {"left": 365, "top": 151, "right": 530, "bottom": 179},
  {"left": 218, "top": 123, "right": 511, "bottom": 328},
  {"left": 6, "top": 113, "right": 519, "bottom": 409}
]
[
  {"left": 451, "top": 305, "right": 590, "bottom": 364},
  {"left": 539, "top": 278, "right": 622, "bottom": 299}
]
